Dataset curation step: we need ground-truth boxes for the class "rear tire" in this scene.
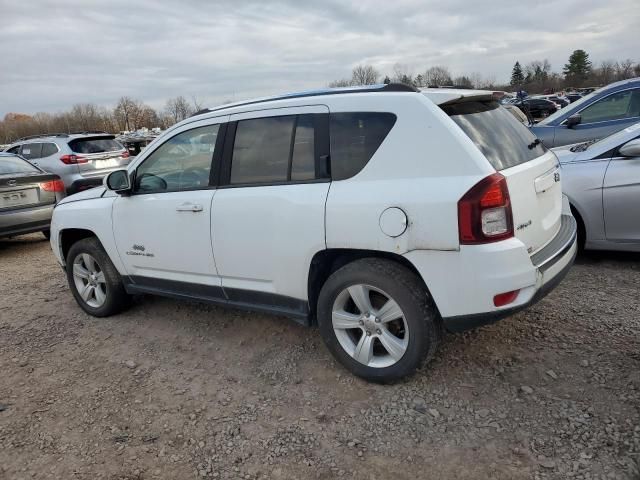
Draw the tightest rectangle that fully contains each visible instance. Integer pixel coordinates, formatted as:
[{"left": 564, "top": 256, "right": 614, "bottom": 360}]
[
  {"left": 66, "top": 237, "right": 130, "bottom": 317},
  {"left": 317, "top": 258, "right": 441, "bottom": 383},
  {"left": 42, "top": 229, "right": 50, "bottom": 240}
]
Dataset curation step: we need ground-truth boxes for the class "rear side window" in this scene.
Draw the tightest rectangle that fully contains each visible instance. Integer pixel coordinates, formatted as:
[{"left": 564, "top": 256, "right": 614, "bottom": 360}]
[
  {"left": 41, "top": 143, "right": 59, "bottom": 157},
  {"left": 442, "top": 101, "right": 547, "bottom": 170},
  {"left": 231, "top": 116, "right": 294, "bottom": 184},
  {"left": 20, "top": 143, "right": 43, "bottom": 160},
  {"left": 229, "top": 114, "right": 320, "bottom": 185},
  {"left": 330, "top": 112, "right": 396, "bottom": 180},
  {"left": 0, "top": 155, "right": 40, "bottom": 174},
  {"left": 69, "top": 136, "right": 123, "bottom": 154}
]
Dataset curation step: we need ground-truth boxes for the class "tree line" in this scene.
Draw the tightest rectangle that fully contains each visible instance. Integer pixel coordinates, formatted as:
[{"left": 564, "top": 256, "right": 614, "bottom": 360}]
[
  {"left": 0, "top": 95, "right": 202, "bottom": 144},
  {"left": 2, "top": 49, "right": 638, "bottom": 144},
  {"left": 330, "top": 50, "right": 639, "bottom": 94}
]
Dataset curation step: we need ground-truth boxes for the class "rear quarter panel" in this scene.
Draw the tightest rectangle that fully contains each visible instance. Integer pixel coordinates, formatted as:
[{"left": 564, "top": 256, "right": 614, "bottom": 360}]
[{"left": 325, "top": 94, "right": 494, "bottom": 253}]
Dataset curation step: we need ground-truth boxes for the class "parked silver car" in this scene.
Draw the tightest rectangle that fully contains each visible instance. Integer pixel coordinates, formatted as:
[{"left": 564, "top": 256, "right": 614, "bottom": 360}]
[
  {"left": 0, "top": 152, "right": 65, "bottom": 239},
  {"left": 554, "top": 122, "right": 640, "bottom": 251},
  {"left": 4, "top": 132, "right": 130, "bottom": 195}
]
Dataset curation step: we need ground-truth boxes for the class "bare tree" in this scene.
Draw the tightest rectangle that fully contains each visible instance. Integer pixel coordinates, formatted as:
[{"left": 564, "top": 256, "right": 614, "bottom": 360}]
[
  {"left": 392, "top": 63, "right": 413, "bottom": 85},
  {"left": 423, "top": 66, "right": 452, "bottom": 87},
  {"left": 328, "top": 78, "right": 353, "bottom": 88},
  {"left": 164, "top": 96, "right": 193, "bottom": 124},
  {"left": 351, "top": 64, "right": 379, "bottom": 86}
]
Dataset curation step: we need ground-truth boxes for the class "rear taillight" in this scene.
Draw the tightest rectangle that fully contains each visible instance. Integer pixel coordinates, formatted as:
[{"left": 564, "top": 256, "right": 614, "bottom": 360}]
[
  {"left": 121, "top": 151, "right": 130, "bottom": 159},
  {"left": 60, "top": 154, "right": 88, "bottom": 164},
  {"left": 458, "top": 173, "right": 513, "bottom": 244},
  {"left": 39, "top": 179, "right": 65, "bottom": 192}
]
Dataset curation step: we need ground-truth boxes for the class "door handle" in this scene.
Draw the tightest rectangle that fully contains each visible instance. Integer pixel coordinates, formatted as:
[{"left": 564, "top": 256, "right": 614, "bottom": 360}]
[{"left": 176, "top": 203, "right": 203, "bottom": 212}]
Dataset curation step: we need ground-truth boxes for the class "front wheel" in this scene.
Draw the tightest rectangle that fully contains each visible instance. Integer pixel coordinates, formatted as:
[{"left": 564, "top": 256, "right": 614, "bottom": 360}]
[
  {"left": 317, "top": 258, "right": 441, "bottom": 383},
  {"left": 66, "top": 237, "right": 130, "bottom": 317}
]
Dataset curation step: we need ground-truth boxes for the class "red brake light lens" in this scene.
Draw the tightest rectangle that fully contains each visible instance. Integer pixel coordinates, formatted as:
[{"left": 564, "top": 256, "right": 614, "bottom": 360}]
[
  {"left": 458, "top": 173, "right": 513, "bottom": 244},
  {"left": 121, "top": 151, "right": 130, "bottom": 159},
  {"left": 39, "top": 179, "right": 65, "bottom": 192},
  {"left": 60, "top": 154, "right": 88, "bottom": 164},
  {"left": 493, "top": 289, "right": 520, "bottom": 307}
]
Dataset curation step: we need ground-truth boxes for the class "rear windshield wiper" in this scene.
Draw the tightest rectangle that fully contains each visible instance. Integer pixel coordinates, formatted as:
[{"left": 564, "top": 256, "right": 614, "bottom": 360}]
[{"left": 527, "top": 138, "right": 541, "bottom": 150}]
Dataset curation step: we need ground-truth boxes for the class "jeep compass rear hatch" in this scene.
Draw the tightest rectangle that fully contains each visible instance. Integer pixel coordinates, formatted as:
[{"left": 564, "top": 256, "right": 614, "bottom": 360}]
[{"left": 441, "top": 98, "right": 562, "bottom": 255}]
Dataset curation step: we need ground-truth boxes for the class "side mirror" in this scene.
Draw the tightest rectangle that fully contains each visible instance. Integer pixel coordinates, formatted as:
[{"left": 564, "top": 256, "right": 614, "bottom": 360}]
[
  {"left": 565, "top": 114, "right": 582, "bottom": 129},
  {"left": 619, "top": 139, "right": 640, "bottom": 158},
  {"left": 105, "top": 169, "right": 132, "bottom": 193}
]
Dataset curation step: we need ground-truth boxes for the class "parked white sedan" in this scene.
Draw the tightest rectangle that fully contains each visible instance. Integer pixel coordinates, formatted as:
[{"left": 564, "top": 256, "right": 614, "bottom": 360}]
[{"left": 554, "top": 122, "right": 640, "bottom": 251}]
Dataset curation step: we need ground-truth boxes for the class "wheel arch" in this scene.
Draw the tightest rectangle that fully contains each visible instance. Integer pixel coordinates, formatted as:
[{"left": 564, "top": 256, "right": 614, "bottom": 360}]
[
  {"left": 307, "top": 248, "right": 431, "bottom": 325},
  {"left": 59, "top": 228, "right": 100, "bottom": 263}
]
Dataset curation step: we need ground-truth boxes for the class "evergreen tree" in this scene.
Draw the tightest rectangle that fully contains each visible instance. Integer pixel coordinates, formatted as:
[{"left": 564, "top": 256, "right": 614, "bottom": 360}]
[
  {"left": 383, "top": 75, "right": 391, "bottom": 84},
  {"left": 563, "top": 49, "right": 592, "bottom": 83},
  {"left": 510, "top": 61, "right": 524, "bottom": 86}
]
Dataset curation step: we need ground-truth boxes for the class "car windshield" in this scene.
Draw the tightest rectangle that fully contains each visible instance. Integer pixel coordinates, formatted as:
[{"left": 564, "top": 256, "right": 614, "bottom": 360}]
[
  {"left": 0, "top": 155, "right": 40, "bottom": 175},
  {"left": 539, "top": 86, "right": 604, "bottom": 124},
  {"left": 441, "top": 100, "right": 547, "bottom": 170},
  {"left": 68, "top": 136, "right": 123, "bottom": 154}
]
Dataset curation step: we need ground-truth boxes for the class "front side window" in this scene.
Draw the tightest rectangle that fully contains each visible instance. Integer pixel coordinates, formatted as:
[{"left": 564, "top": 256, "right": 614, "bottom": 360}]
[
  {"left": 135, "top": 125, "right": 219, "bottom": 193},
  {"left": 20, "top": 143, "right": 43, "bottom": 160},
  {"left": 330, "top": 112, "right": 396, "bottom": 180},
  {"left": 6, "top": 146, "right": 20, "bottom": 154},
  {"left": 579, "top": 89, "right": 640, "bottom": 124}
]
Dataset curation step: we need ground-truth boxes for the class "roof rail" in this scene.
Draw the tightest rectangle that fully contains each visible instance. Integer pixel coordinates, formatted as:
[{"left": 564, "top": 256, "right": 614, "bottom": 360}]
[
  {"left": 194, "top": 83, "right": 419, "bottom": 117},
  {"left": 14, "top": 133, "right": 70, "bottom": 142},
  {"left": 68, "top": 130, "right": 109, "bottom": 135}
]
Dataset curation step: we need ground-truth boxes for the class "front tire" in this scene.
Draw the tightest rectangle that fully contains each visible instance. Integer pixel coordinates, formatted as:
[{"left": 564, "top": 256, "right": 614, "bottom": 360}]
[
  {"left": 317, "top": 258, "right": 441, "bottom": 383},
  {"left": 66, "top": 237, "right": 130, "bottom": 317}
]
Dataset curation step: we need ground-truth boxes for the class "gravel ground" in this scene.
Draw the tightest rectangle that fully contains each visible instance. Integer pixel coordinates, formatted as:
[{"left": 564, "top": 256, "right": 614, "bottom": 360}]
[{"left": 1, "top": 234, "right": 639, "bottom": 480}]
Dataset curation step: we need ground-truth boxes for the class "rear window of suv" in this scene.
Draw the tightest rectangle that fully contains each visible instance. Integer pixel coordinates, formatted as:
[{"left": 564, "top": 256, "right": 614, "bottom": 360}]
[
  {"left": 68, "top": 136, "right": 123, "bottom": 154},
  {"left": 441, "top": 100, "right": 547, "bottom": 170}
]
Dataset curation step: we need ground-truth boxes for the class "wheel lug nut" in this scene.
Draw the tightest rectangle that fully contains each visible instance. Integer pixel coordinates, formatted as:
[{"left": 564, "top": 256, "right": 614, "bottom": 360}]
[
  {"left": 375, "top": 318, "right": 380, "bottom": 323},
  {"left": 376, "top": 329, "right": 381, "bottom": 335},
  {"left": 359, "top": 320, "right": 364, "bottom": 326},
  {"left": 366, "top": 331, "right": 371, "bottom": 336}
]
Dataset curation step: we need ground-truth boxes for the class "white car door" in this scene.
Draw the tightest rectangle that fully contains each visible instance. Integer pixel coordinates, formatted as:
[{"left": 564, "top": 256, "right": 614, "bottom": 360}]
[
  {"left": 112, "top": 117, "right": 228, "bottom": 292},
  {"left": 211, "top": 106, "right": 330, "bottom": 315}
]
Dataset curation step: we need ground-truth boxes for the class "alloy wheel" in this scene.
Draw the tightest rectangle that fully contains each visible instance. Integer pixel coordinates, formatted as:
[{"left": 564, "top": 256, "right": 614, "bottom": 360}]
[
  {"left": 72, "top": 253, "right": 107, "bottom": 308},
  {"left": 332, "top": 284, "right": 409, "bottom": 368}
]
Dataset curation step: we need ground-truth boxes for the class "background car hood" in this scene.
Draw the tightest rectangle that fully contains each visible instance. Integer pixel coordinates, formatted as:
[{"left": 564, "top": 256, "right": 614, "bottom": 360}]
[{"left": 58, "top": 186, "right": 106, "bottom": 205}]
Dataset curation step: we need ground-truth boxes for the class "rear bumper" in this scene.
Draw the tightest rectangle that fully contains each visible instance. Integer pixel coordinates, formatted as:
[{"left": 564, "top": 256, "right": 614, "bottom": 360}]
[
  {"left": 0, "top": 204, "right": 54, "bottom": 238},
  {"left": 404, "top": 214, "right": 578, "bottom": 332}
]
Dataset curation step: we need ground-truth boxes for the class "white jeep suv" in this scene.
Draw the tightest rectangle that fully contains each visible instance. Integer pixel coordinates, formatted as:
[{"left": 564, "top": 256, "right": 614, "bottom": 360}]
[{"left": 50, "top": 84, "right": 577, "bottom": 382}]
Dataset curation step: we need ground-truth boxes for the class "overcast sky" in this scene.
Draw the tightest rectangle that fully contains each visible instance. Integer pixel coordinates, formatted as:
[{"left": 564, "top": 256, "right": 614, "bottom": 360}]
[{"left": 1, "top": 0, "right": 638, "bottom": 116}]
